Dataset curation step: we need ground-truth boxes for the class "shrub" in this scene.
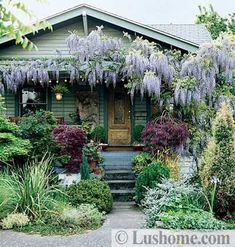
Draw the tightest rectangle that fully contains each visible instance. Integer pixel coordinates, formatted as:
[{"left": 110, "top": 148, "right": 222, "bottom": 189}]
[
  {"left": 133, "top": 125, "right": 144, "bottom": 143},
  {"left": 159, "top": 210, "right": 226, "bottom": 230},
  {"left": 157, "top": 152, "right": 180, "bottom": 180},
  {"left": 132, "top": 152, "right": 153, "bottom": 173},
  {"left": 0, "top": 155, "right": 63, "bottom": 219},
  {"left": 142, "top": 117, "right": 188, "bottom": 155},
  {"left": 80, "top": 154, "right": 90, "bottom": 180},
  {"left": 135, "top": 161, "right": 170, "bottom": 204},
  {"left": 132, "top": 152, "right": 180, "bottom": 179},
  {"left": 0, "top": 97, "right": 31, "bottom": 161},
  {"left": 66, "top": 179, "right": 113, "bottom": 212},
  {"left": 91, "top": 126, "right": 106, "bottom": 143},
  {"left": 60, "top": 204, "right": 104, "bottom": 229},
  {"left": 200, "top": 103, "right": 235, "bottom": 215},
  {"left": 142, "top": 179, "right": 208, "bottom": 228},
  {"left": 53, "top": 125, "right": 87, "bottom": 172},
  {"left": 19, "top": 110, "right": 57, "bottom": 159},
  {"left": 1, "top": 213, "right": 30, "bottom": 229},
  {"left": 83, "top": 141, "right": 104, "bottom": 163}
]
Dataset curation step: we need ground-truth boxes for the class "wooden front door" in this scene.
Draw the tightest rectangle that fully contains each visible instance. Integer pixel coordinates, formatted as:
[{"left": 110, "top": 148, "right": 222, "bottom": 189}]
[{"left": 108, "top": 87, "right": 131, "bottom": 145}]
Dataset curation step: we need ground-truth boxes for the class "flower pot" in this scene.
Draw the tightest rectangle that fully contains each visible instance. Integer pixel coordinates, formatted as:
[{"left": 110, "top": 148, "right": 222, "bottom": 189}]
[
  {"left": 93, "top": 167, "right": 102, "bottom": 175},
  {"left": 99, "top": 143, "right": 109, "bottom": 151},
  {"left": 133, "top": 144, "right": 144, "bottom": 151},
  {"left": 89, "top": 159, "right": 97, "bottom": 170}
]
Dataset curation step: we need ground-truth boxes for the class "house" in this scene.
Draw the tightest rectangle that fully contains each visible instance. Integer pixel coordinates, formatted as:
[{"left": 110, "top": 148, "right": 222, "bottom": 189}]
[{"left": 0, "top": 4, "right": 211, "bottom": 146}]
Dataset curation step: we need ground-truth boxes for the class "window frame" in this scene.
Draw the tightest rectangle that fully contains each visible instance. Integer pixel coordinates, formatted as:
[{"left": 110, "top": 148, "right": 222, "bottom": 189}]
[{"left": 18, "top": 84, "right": 49, "bottom": 116}]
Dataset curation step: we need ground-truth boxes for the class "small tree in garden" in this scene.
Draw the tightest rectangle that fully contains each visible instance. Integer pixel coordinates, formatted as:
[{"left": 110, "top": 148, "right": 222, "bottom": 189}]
[
  {"left": 53, "top": 125, "right": 87, "bottom": 172},
  {"left": 19, "top": 110, "right": 57, "bottom": 159},
  {"left": 0, "top": 97, "right": 31, "bottom": 162},
  {"left": 80, "top": 153, "right": 90, "bottom": 180},
  {"left": 141, "top": 117, "right": 189, "bottom": 156},
  {"left": 200, "top": 103, "right": 235, "bottom": 215}
]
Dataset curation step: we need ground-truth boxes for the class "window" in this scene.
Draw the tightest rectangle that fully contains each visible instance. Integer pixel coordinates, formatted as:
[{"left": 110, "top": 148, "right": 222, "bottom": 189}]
[{"left": 19, "top": 86, "right": 47, "bottom": 116}]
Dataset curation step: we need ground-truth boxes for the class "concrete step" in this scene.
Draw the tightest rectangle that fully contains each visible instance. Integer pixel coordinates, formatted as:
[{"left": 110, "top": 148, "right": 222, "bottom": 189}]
[
  {"left": 111, "top": 189, "right": 135, "bottom": 202},
  {"left": 107, "top": 179, "right": 135, "bottom": 190},
  {"left": 113, "top": 201, "right": 136, "bottom": 208},
  {"left": 105, "top": 165, "right": 132, "bottom": 170},
  {"left": 105, "top": 170, "right": 135, "bottom": 180}
]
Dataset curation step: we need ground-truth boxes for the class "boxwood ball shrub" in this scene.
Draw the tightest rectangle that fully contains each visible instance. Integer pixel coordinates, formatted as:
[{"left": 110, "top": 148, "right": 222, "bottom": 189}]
[
  {"left": 135, "top": 161, "right": 170, "bottom": 204},
  {"left": 66, "top": 179, "right": 113, "bottom": 213},
  {"left": 142, "top": 117, "right": 188, "bottom": 155}
]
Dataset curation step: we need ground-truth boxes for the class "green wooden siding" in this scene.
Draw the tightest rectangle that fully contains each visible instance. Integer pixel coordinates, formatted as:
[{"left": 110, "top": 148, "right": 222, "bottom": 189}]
[
  {"left": 99, "top": 86, "right": 105, "bottom": 126},
  {"left": 51, "top": 90, "right": 76, "bottom": 123},
  {"left": 0, "top": 19, "right": 84, "bottom": 58},
  {"left": 133, "top": 95, "right": 147, "bottom": 126},
  {"left": 4, "top": 92, "right": 16, "bottom": 117},
  {"left": 51, "top": 85, "right": 105, "bottom": 125}
]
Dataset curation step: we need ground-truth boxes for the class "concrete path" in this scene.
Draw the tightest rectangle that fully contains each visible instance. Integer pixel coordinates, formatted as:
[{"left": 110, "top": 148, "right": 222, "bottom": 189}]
[{"left": 0, "top": 205, "right": 144, "bottom": 247}]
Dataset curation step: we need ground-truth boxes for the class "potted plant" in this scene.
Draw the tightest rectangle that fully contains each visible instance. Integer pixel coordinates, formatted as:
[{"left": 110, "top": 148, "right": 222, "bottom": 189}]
[
  {"left": 83, "top": 140, "right": 104, "bottom": 170},
  {"left": 51, "top": 84, "right": 69, "bottom": 101},
  {"left": 132, "top": 125, "right": 145, "bottom": 151},
  {"left": 91, "top": 126, "right": 109, "bottom": 151}
]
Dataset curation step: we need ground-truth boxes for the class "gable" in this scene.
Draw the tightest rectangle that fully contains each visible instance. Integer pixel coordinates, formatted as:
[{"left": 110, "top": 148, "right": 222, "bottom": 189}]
[{"left": 0, "top": 4, "right": 206, "bottom": 58}]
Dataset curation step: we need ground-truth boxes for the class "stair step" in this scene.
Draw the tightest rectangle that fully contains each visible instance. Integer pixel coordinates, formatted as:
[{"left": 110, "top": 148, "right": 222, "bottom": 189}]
[
  {"left": 105, "top": 166, "right": 132, "bottom": 171},
  {"left": 111, "top": 189, "right": 134, "bottom": 194},
  {"left": 108, "top": 180, "right": 135, "bottom": 183},
  {"left": 113, "top": 201, "right": 136, "bottom": 207},
  {"left": 105, "top": 169, "right": 133, "bottom": 174},
  {"left": 111, "top": 189, "right": 135, "bottom": 202},
  {"left": 105, "top": 170, "right": 135, "bottom": 180},
  {"left": 108, "top": 180, "right": 135, "bottom": 190}
]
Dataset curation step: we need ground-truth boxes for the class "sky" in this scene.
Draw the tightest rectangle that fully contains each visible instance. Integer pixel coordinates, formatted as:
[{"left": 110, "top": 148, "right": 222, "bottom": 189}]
[{"left": 17, "top": 0, "right": 235, "bottom": 24}]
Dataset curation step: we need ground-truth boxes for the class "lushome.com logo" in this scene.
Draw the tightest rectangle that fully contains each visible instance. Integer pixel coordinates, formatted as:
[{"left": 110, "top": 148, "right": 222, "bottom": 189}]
[{"left": 112, "top": 229, "right": 235, "bottom": 246}]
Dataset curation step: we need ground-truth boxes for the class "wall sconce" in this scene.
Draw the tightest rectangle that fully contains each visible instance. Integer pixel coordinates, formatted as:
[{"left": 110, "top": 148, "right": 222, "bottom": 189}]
[{"left": 55, "top": 92, "right": 63, "bottom": 101}]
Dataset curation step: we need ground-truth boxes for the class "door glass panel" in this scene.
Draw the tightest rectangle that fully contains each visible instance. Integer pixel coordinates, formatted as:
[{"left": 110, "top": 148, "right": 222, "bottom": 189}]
[{"left": 114, "top": 92, "right": 125, "bottom": 124}]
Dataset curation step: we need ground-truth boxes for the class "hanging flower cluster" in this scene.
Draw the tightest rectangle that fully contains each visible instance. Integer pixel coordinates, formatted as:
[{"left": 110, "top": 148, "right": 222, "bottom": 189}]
[
  {"left": 0, "top": 58, "right": 80, "bottom": 94},
  {"left": 176, "top": 35, "right": 235, "bottom": 106},
  {"left": 174, "top": 76, "right": 200, "bottom": 106},
  {"left": 67, "top": 26, "right": 122, "bottom": 62},
  {"left": 141, "top": 71, "right": 161, "bottom": 98},
  {"left": 66, "top": 26, "right": 124, "bottom": 88},
  {"left": 123, "top": 40, "right": 174, "bottom": 100}
]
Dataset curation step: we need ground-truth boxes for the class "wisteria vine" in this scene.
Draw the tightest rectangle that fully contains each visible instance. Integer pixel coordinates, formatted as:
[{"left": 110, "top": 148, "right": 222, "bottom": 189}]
[{"left": 0, "top": 27, "right": 235, "bottom": 111}]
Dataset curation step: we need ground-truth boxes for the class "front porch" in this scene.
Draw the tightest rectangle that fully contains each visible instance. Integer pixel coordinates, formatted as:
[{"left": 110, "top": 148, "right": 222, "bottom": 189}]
[{"left": 4, "top": 82, "right": 151, "bottom": 146}]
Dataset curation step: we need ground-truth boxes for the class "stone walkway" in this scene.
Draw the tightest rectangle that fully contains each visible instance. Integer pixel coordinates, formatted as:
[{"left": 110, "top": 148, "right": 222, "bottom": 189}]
[{"left": 0, "top": 206, "right": 144, "bottom": 247}]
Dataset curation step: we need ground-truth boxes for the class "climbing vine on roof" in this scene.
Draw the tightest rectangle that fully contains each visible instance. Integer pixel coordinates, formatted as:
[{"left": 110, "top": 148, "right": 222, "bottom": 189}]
[{"left": 0, "top": 27, "right": 235, "bottom": 110}]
